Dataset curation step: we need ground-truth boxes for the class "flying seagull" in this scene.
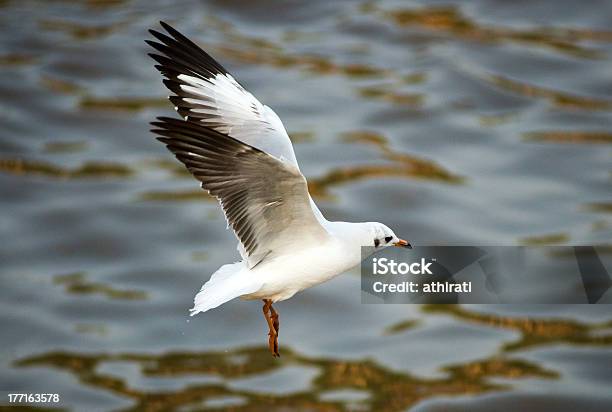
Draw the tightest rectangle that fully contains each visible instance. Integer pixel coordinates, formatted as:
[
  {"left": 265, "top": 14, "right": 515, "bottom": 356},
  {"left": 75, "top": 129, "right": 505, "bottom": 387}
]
[{"left": 147, "top": 21, "right": 411, "bottom": 357}]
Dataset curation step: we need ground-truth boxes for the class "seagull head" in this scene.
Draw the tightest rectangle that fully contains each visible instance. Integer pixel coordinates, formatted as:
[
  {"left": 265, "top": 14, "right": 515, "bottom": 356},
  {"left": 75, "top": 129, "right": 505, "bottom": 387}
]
[{"left": 365, "top": 222, "right": 412, "bottom": 250}]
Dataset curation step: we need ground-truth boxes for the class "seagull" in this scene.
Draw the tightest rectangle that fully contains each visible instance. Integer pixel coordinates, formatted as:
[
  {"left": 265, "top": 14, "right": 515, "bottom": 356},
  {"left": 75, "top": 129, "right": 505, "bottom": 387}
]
[{"left": 147, "top": 22, "right": 412, "bottom": 357}]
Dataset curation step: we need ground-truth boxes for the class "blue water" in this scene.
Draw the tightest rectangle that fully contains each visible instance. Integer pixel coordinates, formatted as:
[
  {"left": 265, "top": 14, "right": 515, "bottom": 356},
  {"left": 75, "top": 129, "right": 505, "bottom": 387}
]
[{"left": 0, "top": 0, "right": 611, "bottom": 410}]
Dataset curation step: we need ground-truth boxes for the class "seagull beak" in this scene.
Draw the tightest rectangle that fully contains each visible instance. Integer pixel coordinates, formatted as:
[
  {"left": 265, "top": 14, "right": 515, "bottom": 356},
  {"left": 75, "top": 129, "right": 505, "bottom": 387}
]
[{"left": 394, "top": 239, "right": 412, "bottom": 249}]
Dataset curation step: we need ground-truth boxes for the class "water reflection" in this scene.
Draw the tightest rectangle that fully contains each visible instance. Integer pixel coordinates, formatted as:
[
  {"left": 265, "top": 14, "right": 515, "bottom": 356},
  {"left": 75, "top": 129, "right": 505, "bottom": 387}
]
[
  {"left": 38, "top": 18, "right": 128, "bottom": 40},
  {"left": 309, "top": 131, "right": 462, "bottom": 199},
  {"left": 15, "top": 342, "right": 557, "bottom": 412},
  {"left": 79, "top": 96, "right": 169, "bottom": 111},
  {"left": 358, "top": 86, "right": 424, "bottom": 107},
  {"left": 519, "top": 233, "right": 570, "bottom": 245},
  {"left": 54, "top": 272, "right": 148, "bottom": 300},
  {"left": 524, "top": 131, "right": 612, "bottom": 144},
  {"left": 1, "top": 0, "right": 611, "bottom": 410},
  {"left": 0, "top": 158, "right": 133, "bottom": 179},
  {"left": 488, "top": 75, "right": 612, "bottom": 112},
  {"left": 0, "top": 53, "right": 37, "bottom": 66},
  {"left": 586, "top": 203, "right": 612, "bottom": 214},
  {"left": 419, "top": 305, "right": 612, "bottom": 352},
  {"left": 201, "top": 14, "right": 394, "bottom": 80},
  {"left": 138, "top": 189, "right": 213, "bottom": 202},
  {"left": 215, "top": 44, "right": 389, "bottom": 79},
  {"left": 43, "top": 140, "right": 89, "bottom": 154},
  {"left": 382, "top": 4, "right": 612, "bottom": 58}
]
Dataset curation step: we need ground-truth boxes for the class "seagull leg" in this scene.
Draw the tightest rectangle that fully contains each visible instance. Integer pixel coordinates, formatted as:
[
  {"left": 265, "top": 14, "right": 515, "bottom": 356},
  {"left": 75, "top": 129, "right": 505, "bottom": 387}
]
[
  {"left": 270, "top": 304, "right": 280, "bottom": 356},
  {"left": 262, "top": 299, "right": 279, "bottom": 357}
]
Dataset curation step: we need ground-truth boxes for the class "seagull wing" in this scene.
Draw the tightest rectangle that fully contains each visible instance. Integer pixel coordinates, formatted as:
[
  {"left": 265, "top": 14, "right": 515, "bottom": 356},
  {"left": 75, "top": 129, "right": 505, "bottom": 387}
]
[
  {"left": 151, "top": 117, "right": 329, "bottom": 268},
  {"left": 147, "top": 22, "right": 330, "bottom": 253},
  {"left": 147, "top": 21, "right": 298, "bottom": 166}
]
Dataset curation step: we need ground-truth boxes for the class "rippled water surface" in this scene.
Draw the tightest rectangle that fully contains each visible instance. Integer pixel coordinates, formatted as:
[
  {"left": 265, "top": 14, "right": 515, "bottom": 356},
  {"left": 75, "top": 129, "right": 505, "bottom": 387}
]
[{"left": 1, "top": 0, "right": 611, "bottom": 410}]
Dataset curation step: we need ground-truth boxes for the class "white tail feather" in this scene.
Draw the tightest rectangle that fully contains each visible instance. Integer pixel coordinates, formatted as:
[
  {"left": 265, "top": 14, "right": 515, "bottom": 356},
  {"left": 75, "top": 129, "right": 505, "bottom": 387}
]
[{"left": 190, "top": 262, "right": 262, "bottom": 316}]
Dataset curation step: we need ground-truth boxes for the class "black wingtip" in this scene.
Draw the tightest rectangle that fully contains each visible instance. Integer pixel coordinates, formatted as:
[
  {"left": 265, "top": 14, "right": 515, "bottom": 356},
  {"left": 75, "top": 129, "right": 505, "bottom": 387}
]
[
  {"left": 159, "top": 21, "right": 184, "bottom": 40},
  {"left": 150, "top": 118, "right": 169, "bottom": 129},
  {"left": 162, "top": 78, "right": 177, "bottom": 89},
  {"left": 148, "top": 29, "right": 169, "bottom": 46},
  {"left": 147, "top": 20, "right": 230, "bottom": 77},
  {"left": 147, "top": 52, "right": 166, "bottom": 65},
  {"left": 155, "top": 115, "right": 180, "bottom": 124},
  {"left": 145, "top": 40, "right": 159, "bottom": 48},
  {"left": 147, "top": 53, "right": 164, "bottom": 66},
  {"left": 159, "top": 21, "right": 172, "bottom": 31}
]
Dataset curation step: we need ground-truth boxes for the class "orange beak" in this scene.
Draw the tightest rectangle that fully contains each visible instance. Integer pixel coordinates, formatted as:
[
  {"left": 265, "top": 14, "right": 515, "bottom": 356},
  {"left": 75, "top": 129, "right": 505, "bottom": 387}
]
[{"left": 394, "top": 238, "right": 412, "bottom": 249}]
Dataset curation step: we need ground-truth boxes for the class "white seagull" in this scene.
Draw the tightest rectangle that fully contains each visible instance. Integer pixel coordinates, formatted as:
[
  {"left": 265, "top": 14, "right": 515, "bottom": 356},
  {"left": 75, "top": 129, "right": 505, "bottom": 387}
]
[{"left": 147, "top": 22, "right": 411, "bottom": 357}]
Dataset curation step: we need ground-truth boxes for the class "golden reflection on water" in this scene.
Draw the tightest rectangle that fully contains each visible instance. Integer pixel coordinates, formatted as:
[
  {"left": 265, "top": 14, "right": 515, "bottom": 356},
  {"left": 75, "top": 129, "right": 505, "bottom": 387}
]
[
  {"left": 139, "top": 159, "right": 191, "bottom": 178},
  {"left": 585, "top": 203, "right": 612, "bottom": 214},
  {"left": 40, "top": 75, "right": 85, "bottom": 96},
  {"left": 38, "top": 19, "right": 128, "bottom": 40},
  {"left": 14, "top": 342, "right": 556, "bottom": 412},
  {"left": 54, "top": 272, "right": 147, "bottom": 300},
  {"left": 14, "top": 279, "right": 612, "bottom": 411},
  {"left": 524, "top": 131, "right": 612, "bottom": 144},
  {"left": 200, "top": 14, "right": 395, "bottom": 81},
  {"left": 488, "top": 75, "right": 612, "bottom": 112},
  {"left": 519, "top": 232, "right": 570, "bottom": 246},
  {"left": 43, "top": 141, "right": 89, "bottom": 154},
  {"left": 0, "top": 158, "right": 133, "bottom": 179},
  {"left": 307, "top": 131, "right": 463, "bottom": 199},
  {"left": 288, "top": 131, "right": 316, "bottom": 144},
  {"left": 358, "top": 86, "right": 424, "bottom": 107},
  {"left": 383, "top": 318, "right": 420, "bottom": 335},
  {"left": 478, "top": 112, "right": 516, "bottom": 127},
  {"left": 420, "top": 305, "right": 612, "bottom": 352},
  {"left": 215, "top": 44, "right": 389, "bottom": 79},
  {"left": 382, "top": 5, "right": 612, "bottom": 59},
  {"left": 79, "top": 96, "right": 169, "bottom": 111},
  {"left": 15, "top": 305, "right": 611, "bottom": 411},
  {"left": 138, "top": 189, "right": 213, "bottom": 202},
  {"left": 0, "top": 53, "right": 37, "bottom": 66}
]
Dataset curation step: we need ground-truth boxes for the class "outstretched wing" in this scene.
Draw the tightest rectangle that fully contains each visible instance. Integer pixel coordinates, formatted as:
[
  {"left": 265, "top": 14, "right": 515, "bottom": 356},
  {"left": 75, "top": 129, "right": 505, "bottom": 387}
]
[
  {"left": 147, "top": 21, "right": 299, "bottom": 166},
  {"left": 151, "top": 117, "right": 329, "bottom": 268}
]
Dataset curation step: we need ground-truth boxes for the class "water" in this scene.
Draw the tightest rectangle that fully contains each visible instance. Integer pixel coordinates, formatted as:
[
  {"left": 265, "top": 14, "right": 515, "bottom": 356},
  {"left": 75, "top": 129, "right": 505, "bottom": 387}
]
[{"left": 1, "top": 0, "right": 611, "bottom": 410}]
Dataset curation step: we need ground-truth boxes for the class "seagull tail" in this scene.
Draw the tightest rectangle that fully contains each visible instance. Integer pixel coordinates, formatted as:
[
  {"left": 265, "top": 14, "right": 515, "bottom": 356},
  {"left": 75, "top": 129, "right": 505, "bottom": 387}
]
[{"left": 189, "top": 262, "right": 262, "bottom": 316}]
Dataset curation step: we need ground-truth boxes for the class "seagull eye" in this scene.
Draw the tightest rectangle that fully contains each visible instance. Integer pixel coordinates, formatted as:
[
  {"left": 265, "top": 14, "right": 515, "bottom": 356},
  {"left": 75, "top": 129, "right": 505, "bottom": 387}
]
[
  {"left": 374, "top": 239, "right": 380, "bottom": 247},
  {"left": 385, "top": 236, "right": 393, "bottom": 243}
]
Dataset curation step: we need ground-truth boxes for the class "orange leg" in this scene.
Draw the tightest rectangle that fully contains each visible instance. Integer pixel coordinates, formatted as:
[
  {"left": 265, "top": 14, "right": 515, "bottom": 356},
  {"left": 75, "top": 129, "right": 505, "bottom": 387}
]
[
  {"left": 270, "top": 304, "right": 279, "bottom": 335},
  {"left": 262, "top": 299, "right": 280, "bottom": 357},
  {"left": 270, "top": 304, "right": 279, "bottom": 355}
]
